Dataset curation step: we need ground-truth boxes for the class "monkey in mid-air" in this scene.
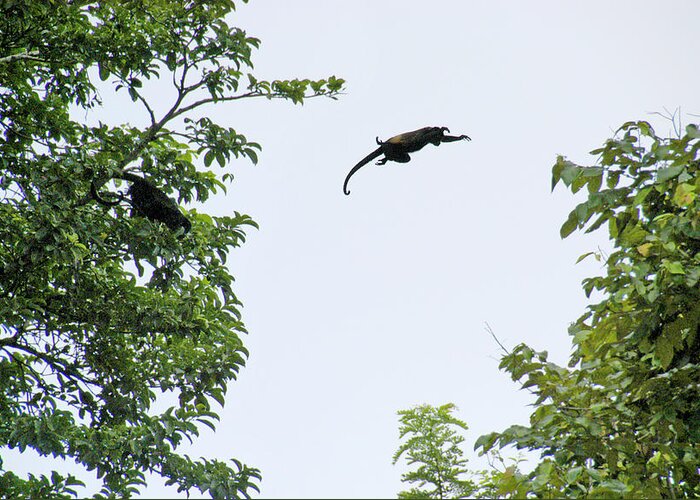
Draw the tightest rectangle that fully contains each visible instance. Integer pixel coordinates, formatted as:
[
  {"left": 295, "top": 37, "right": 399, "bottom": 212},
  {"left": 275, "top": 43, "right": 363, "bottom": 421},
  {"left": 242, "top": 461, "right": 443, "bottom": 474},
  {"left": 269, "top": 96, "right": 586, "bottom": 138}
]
[
  {"left": 343, "top": 126, "right": 471, "bottom": 195},
  {"left": 91, "top": 172, "right": 191, "bottom": 234}
]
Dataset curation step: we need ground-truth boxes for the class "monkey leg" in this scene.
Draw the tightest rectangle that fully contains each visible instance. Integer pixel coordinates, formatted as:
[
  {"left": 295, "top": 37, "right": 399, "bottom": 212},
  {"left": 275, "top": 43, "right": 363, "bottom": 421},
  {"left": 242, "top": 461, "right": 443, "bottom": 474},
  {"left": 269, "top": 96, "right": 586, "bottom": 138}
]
[{"left": 383, "top": 152, "right": 411, "bottom": 164}]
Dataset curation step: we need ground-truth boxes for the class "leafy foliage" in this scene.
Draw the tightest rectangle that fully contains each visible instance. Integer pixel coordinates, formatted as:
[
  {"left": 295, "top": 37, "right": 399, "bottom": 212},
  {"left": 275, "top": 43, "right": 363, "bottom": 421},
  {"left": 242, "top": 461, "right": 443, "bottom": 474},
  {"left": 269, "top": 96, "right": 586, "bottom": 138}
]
[
  {"left": 0, "top": 0, "right": 343, "bottom": 497},
  {"left": 393, "top": 403, "right": 476, "bottom": 499},
  {"left": 475, "top": 120, "right": 700, "bottom": 497}
]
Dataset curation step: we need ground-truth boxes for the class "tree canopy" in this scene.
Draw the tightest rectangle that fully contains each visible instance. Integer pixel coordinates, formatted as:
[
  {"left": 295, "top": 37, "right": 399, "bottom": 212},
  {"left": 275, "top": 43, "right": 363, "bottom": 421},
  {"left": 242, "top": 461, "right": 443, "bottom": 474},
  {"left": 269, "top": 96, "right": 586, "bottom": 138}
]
[
  {"left": 0, "top": 0, "right": 342, "bottom": 497},
  {"left": 475, "top": 119, "right": 700, "bottom": 497},
  {"left": 393, "top": 403, "right": 476, "bottom": 499}
]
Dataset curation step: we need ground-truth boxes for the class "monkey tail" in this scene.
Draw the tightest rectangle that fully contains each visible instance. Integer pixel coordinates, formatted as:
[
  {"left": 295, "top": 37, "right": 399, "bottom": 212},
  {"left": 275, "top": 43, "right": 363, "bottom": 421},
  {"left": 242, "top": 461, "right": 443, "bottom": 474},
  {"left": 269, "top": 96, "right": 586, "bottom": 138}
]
[{"left": 343, "top": 147, "right": 382, "bottom": 195}]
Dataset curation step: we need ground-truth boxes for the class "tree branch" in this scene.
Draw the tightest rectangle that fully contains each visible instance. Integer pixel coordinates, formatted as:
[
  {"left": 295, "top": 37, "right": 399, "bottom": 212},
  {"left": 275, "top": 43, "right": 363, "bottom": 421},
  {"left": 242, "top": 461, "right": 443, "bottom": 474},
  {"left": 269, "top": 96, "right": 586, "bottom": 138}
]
[
  {"left": 0, "top": 333, "right": 19, "bottom": 348},
  {"left": 0, "top": 50, "right": 44, "bottom": 64},
  {"left": 170, "top": 90, "right": 334, "bottom": 121},
  {"left": 10, "top": 342, "right": 94, "bottom": 387},
  {"left": 485, "top": 322, "right": 510, "bottom": 355},
  {"left": 132, "top": 87, "right": 157, "bottom": 126}
]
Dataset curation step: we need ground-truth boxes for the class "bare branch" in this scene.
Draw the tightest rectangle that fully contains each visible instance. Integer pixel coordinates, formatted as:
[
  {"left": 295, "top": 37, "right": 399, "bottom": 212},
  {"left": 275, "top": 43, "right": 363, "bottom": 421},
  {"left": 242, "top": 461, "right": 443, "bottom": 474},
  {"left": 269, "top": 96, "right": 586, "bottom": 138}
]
[
  {"left": 132, "top": 87, "right": 157, "bottom": 126},
  {"left": 171, "top": 90, "right": 335, "bottom": 121},
  {"left": 485, "top": 322, "right": 510, "bottom": 355},
  {"left": 171, "top": 91, "right": 261, "bottom": 119}
]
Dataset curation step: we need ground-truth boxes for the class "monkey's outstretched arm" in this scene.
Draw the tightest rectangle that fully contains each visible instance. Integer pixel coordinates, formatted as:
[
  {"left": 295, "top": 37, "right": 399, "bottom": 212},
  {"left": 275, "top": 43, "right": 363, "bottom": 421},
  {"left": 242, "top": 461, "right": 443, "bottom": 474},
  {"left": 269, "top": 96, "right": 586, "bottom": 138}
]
[
  {"left": 118, "top": 171, "right": 148, "bottom": 184},
  {"left": 90, "top": 171, "right": 152, "bottom": 206},
  {"left": 440, "top": 133, "right": 471, "bottom": 143},
  {"left": 343, "top": 147, "right": 383, "bottom": 195},
  {"left": 90, "top": 171, "right": 150, "bottom": 204},
  {"left": 91, "top": 180, "right": 125, "bottom": 207}
]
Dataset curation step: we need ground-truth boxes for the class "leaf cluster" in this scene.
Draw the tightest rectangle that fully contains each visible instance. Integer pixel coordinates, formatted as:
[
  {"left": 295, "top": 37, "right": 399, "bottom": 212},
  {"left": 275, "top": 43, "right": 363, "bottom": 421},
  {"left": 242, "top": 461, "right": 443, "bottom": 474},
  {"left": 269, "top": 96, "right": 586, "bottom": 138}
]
[
  {"left": 393, "top": 404, "right": 476, "bottom": 499},
  {"left": 475, "top": 121, "right": 700, "bottom": 497},
  {"left": 0, "top": 0, "right": 344, "bottom": 497}
]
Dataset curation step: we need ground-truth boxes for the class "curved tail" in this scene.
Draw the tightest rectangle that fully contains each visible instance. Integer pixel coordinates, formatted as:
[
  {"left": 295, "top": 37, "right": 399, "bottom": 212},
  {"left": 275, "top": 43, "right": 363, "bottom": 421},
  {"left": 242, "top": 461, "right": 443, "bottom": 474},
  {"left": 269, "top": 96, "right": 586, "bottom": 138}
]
[{"left": 343, "top": 147, "right": 382, "bottom": 195}]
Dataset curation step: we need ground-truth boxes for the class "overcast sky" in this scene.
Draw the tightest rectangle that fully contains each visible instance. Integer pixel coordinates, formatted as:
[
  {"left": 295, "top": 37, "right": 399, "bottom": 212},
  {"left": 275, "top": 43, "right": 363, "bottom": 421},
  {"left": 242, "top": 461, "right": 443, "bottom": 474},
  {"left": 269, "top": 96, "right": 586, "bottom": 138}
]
[{"left": 9, "top": 1, "right": 700, "bottom": 498}]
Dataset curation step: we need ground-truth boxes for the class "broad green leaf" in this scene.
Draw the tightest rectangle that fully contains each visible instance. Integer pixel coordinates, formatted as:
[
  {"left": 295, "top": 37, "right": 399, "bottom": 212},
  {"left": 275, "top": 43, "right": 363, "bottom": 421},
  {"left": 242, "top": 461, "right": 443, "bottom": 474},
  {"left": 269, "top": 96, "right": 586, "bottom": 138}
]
[
  {"left": 575, "top": 251, "right": 596, "bottom": 264},
  {"left": 98, "top": 62, "right": 109, "bottom": 81},
  {"left": 636, "top": 243, "right": 653, "bottom": 257},
  {"left": 204, "top": 150, "right": 215, "bottom": 167},
  {"left": 673, "top": 183, "right": 695, "bottom": 207},
  {"left": 561, "top": 162, "right": 582, "bottom": 187},
  {"left": 686, "top": 123, "right": 700, "bottom": 138},
  {"left": 565, "top": 466, "right": 582, "bottom": 483},
  {"left": 587, "top": 172, "right": 602, "bottom": 193},
  {"left": 665, "top": 261, "right": 685, "bottom": 274},
  {"left": 560, "top": 212, "right": 578, "bottom": 239},
  {"left": 606, "top": 170, "right": 621, "bottom": 188},
  {"left": 656, "top": 165, "right": 685, "bottom": 183}
]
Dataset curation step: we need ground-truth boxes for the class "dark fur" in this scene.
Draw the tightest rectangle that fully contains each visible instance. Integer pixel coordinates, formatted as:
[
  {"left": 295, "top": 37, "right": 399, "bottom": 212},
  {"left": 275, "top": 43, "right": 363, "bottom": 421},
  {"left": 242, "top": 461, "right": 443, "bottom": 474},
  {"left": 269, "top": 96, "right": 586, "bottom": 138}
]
[
  {"left": 343, "top": 126, "right": 470, "bottom": 195},
  {"left": 92, "top": 173, "right": 191, "bottom": 234}
]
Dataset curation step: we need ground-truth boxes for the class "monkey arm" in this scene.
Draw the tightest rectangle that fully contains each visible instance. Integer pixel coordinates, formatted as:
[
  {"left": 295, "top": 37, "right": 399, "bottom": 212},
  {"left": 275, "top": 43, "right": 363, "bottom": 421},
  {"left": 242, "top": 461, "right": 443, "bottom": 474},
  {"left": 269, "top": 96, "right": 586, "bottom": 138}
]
[
  {"left": 90, "top": 171, "right": 156, "bottom": 207},
  {"left": 343, "top": 147, "right": 383, "bottom": 195},
  {"left": 118, "top": 171, "right": 148, "bottom": 184},
  {"left": 440, "top": 133, "right": 471, "bottom": 143},
  {"left": 90, "top": 180, "right": 125, "bottom": 207}
]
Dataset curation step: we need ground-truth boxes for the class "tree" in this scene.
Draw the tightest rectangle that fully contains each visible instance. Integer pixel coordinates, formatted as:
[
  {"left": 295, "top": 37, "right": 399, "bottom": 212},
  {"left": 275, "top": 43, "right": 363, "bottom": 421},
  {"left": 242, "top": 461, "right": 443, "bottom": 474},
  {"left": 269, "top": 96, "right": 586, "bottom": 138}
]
[
  {"left": 475, "top": 119, "right": 700, "bottom": 497},
  {"left": 0, "top": 0, "right": 343, "bottom": 497},
  {"left": 393, "top": 403, "right": 476, "bottom": 499}
]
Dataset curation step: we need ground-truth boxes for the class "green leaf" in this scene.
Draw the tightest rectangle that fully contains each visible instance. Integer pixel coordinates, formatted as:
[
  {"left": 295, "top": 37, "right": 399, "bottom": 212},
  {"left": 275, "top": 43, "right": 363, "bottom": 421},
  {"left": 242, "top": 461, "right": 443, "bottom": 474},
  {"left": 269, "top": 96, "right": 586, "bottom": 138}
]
[
  {"left": 686, "top": 124, "right": 700, "bottom": 138},
  {"left": 673, "top": 183, "right": 695, "bottom": 207},
  {"left": 656, "top": 165, "right": 685, "bottom": 182},
  {"left": 560, "top": 212, "right": 578, "bottom": 239},
  {"left": 216, "top": 152, "right": 226, "bottom": 168},
  {"left": 560, "top": 162, "right": 582, "bottom": 187},
  {"left": 575, "top": 251, "right": 596, "bottom": 264},
  {"left": 575, "top": 202, "right": 590, "bottom": 223},
  {"left": 246, "top": 149, "right": 259, "bottom": 165},
  {"left": 598, "top": 480, "right": 629, "bottom": 494},
  {"left": 637, "top": 243, "right": 653, "bottom": 257},
  {"left": 98, "top": 62, "right": 109, "bottom": 81},
  {"left": 473, "top": 432, "right": 498, "bottom": 452},
  {"left": 655, "top": 336, "right": 674, "bottom": 369},
  {"left": 587, "top": 172, "right": 602, "bottom": 193},
  {"left": 585, "top": 210, "right": 612, "bottom": 233},
  {"left": 204, "top": 150, "right": 215, "bottom": 167},
  {"left": 665, "top": 261, "right": 685, "bottom": 274},
  {"left": 606, "top": 170, "right": 621, "bottom": 188},
  {"left": 565, "top": 466, "right": 583, "bottom": 483}
]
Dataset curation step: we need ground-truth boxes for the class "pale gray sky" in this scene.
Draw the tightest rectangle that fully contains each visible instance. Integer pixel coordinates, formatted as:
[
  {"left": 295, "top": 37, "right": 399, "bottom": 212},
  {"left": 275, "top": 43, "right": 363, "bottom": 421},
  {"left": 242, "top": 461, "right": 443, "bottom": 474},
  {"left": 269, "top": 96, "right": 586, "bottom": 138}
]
[{"left": 9, "top": 1, "right": 700, "bottom": 498}]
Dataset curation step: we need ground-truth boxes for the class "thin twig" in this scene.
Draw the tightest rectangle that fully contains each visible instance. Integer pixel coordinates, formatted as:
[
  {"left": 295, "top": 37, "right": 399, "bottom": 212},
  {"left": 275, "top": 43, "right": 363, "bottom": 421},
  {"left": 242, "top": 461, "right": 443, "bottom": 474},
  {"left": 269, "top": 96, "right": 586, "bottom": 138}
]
[{"left": 485, "top": 322, "right": 510, "bottom": 355}]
